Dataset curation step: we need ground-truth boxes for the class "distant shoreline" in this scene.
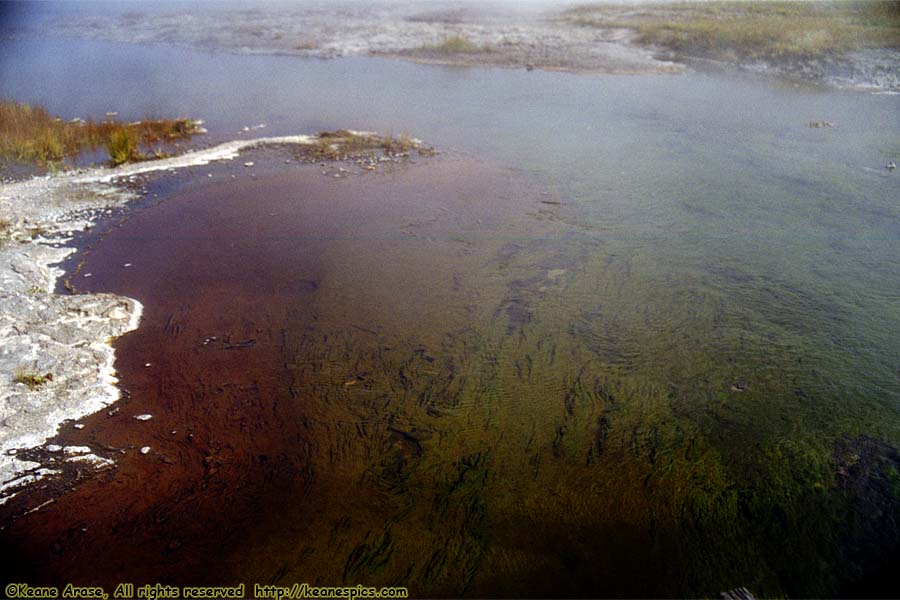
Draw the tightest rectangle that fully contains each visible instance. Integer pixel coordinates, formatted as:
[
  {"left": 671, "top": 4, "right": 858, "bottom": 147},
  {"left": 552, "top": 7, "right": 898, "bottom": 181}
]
[{"left": 28, "top": 0, "right": 900, "bottom": 93}]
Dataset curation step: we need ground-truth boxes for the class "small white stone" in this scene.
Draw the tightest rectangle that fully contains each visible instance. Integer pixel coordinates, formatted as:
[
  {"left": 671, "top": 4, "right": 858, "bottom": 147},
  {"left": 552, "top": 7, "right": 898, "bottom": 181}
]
[
  {"left": 47, "top": 444, "right": 62, "bottom": 453},
  {"left": 244, "top": 162, "right": 254, "bottom": 167},
  {"left": 123, "top": 263, "right": 132, "bottom": 267},
  {"left": 140, "top": 446, "right": 151, "bottom": 455},
  {"left": 67, "top": 454, "right": 114, "bottom": 467},
  {"left": 83, "top": 273, "right": 92, "bottom": 278},
  {"left": 73, "top": 423, "right": 85, "bottom": 430},
  {"left": 144, "top": 363, "right": 152, "bottom": 367},
  {"left": 134, "top": 414, "right": 153, "bottom": 421}
]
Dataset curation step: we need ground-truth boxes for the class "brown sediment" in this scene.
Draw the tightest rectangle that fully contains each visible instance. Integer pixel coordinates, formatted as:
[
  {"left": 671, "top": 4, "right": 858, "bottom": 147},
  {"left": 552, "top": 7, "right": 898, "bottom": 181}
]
[{"left": 0, "top": 155, "right": 583, "bottom": 594}]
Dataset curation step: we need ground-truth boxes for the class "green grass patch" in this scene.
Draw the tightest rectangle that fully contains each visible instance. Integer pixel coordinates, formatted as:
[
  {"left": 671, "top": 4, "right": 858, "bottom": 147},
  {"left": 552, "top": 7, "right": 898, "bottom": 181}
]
[
  {"left": 107, "top": 128, "right": 140, "bottom": 166},
  {"left": 421, "top": 35, "right": 487, "bottom": 55},
  {"left": 564, "top": 1, "right": 900, "bottom": 61},
  {"left": 0, "top": 100, "right": 203, "bottom": 168},
  {"left": 14, "top": 367, "right": 53, "bottom": 391}
]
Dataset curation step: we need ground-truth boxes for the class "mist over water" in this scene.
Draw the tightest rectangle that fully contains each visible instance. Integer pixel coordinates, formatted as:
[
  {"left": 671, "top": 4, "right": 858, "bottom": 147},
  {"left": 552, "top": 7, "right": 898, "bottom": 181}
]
[{"left": 0, "top": 0, "right": 715, "bottom": 32}]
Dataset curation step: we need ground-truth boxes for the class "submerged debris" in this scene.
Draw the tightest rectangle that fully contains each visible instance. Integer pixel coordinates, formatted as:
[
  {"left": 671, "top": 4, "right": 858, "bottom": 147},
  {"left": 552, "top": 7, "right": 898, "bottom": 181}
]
[
  {"left": 721, "top": 588, "right": 755, "bottom": 600},
  {"left": 731, "top": 378, "right": 749, "bottom": 392}
]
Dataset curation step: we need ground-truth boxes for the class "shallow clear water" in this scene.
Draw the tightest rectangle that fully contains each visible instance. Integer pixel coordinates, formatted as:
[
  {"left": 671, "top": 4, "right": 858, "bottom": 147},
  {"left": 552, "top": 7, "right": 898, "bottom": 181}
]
[{"left": 2, "top": 35, "right": 900, "bottom": 597}]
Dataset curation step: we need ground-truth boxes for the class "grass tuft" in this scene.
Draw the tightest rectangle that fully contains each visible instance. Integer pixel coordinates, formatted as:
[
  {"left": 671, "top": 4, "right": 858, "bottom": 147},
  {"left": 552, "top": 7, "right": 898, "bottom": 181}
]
[
  {"left": 381, "top": 133, "right": 416, "bottom": 154},
  {"left": 0, "top": 218, "right": 11, "bottom": 247},
  {"left": 421, "top": 35, "right": 485, "bottom": 55},
  {"left": 107, "top": 128, "right": 140, "bottom": 165},
  {"left": 14, "top": 367, "right": 53, "bottom": 391}
]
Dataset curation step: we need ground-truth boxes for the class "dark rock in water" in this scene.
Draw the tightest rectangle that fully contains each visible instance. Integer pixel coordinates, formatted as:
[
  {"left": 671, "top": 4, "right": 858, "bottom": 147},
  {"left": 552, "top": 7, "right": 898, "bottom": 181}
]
[
  {"left": 594, "top": 416, "right": 610, "bottom": 456},
  {"left": 223, "top": 338, "right": 256, "bottom": 350},
  {"left": 832, "top": 435, "right": 900, "bottom": 490},
  {"left": 295, "top": 279, "right": 319, "bottom": 292},
  {"left": 831, "top": 435, "right": 900, "bottom": 596}
]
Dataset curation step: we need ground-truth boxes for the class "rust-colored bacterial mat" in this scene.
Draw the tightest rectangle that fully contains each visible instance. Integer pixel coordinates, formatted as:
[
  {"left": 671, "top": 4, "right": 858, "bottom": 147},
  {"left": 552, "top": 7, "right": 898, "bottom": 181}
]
[{"left": 2, "top": 156, "right": 646, "bottom": 597}]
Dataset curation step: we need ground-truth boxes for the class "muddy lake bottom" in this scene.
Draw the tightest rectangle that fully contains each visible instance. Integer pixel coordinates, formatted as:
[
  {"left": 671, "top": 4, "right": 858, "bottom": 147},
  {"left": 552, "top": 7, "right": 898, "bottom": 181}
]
[
  {"left": 0, "top": 146, "right": 897, "bottom": 598},
  {"left": 2, "top": 154, "right": 614, "bottom": 596}
]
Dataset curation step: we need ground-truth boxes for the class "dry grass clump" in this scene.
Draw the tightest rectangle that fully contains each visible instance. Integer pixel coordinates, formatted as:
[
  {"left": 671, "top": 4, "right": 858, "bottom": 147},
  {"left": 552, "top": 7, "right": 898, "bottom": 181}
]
[
  {"left": 565, "top": 1, "right": 900, "bottom": 60},
  {"left": 0, "top": 219, "right": 11, "bottom": 247},
  {"left": 421, "top": 35, "right": 487, "bottom": 55},
  {"left": 0, "top": 100, "right": 203, "bottom": 167}
]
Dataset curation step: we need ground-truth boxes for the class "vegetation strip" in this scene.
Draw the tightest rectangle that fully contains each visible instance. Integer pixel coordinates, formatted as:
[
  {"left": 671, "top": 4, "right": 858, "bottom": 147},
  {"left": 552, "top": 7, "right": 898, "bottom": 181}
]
[
  {"left": 564, "top": 1, "right": 900, "bottom": 61},
  {"left": 0, "top": 100, "right": 204, "bottom": 168}
]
